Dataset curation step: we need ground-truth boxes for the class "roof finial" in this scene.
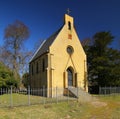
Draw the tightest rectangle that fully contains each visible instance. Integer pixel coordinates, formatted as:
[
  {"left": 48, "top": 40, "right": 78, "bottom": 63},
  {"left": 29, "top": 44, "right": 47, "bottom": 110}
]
[{"left": 67, "top": 8, "right": 71, "bottom": 15}]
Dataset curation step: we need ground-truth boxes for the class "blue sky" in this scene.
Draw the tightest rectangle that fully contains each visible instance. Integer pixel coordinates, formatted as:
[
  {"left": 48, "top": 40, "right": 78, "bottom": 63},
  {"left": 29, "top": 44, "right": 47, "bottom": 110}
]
[{"left": 0, "top": 0, "right": 120, "bottom": 51}]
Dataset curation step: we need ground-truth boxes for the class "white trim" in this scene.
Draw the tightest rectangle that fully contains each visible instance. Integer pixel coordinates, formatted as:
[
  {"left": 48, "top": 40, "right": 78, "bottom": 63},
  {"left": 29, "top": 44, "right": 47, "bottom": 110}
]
[{"left": 29, "top": 40, "right": 46, "bottom": 62}]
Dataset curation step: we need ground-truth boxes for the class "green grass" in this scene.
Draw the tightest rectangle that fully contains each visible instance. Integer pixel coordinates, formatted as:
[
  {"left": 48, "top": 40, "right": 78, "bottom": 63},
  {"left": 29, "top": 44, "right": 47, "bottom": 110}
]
[
  {"left": 0, "top": 93, "right": 76, "bottom": 107},
  {"left": 0, "top": 94, "right": 120, "bottom": 119}
]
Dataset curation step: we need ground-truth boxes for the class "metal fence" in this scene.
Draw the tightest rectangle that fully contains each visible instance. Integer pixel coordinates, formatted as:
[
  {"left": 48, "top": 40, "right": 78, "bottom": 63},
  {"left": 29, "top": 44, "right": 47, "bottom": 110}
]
[
  {"left": 0, "top": 86, "right": 77, "bottom": 108},
  {"left": 1, "top": 86, "right": 119, "bottom": 107},
  {"left": 99, "top": 86, "right": 120, "bottom": 95}
]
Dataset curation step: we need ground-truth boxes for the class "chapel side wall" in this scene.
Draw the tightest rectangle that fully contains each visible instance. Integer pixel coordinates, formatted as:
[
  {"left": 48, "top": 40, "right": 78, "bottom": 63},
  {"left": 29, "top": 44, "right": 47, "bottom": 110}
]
[{"left": 29, "top": 54, "right": 48, "bottom": 92}]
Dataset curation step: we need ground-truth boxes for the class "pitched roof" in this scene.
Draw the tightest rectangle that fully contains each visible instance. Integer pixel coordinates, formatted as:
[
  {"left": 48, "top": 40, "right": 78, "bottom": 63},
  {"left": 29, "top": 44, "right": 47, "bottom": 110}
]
[{"left": 30, "top": 27, "right": 63, "bottom": 62}]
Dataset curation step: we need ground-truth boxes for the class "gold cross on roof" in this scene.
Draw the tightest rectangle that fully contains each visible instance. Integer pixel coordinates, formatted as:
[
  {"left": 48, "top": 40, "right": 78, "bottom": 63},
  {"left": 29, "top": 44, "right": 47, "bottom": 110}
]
[{"left": 67, "top": 8, "right": 71, "bottom": 15}]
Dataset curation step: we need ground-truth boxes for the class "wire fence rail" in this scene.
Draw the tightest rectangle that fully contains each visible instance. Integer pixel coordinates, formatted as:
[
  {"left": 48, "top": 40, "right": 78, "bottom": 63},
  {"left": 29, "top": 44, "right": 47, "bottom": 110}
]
[
  {"left": 99, "top": 86, "right": 120, "bottom": 95},
  {"left": 0, "top": 86, "right": 77, "bottom": 108},
  {"left": 0, "top": 86, "right": 120, "bottom": 108}
]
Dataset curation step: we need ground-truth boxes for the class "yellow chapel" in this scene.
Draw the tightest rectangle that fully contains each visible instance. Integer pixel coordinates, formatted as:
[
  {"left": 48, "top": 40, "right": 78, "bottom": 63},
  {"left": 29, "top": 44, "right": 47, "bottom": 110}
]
[{"left": 29, "top": 14, "right": 87, "bottom": 97}]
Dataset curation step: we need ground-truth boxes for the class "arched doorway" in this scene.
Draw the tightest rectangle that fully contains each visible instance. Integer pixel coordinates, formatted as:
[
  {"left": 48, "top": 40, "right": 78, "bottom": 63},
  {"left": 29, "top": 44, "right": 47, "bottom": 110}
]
[{"left": 67, "top": 68, "right": 73, "bottom": 86}]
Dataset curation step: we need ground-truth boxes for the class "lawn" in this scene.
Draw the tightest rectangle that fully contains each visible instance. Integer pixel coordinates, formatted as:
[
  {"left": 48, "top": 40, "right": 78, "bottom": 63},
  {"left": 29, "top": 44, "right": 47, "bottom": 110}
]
[{"left": 0, "top": 95, "right": 120, "bottom": 119}]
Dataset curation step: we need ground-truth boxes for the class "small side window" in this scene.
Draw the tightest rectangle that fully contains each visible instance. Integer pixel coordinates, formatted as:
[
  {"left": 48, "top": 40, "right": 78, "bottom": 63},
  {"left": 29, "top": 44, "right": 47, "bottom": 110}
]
[
  {"left": 32, "top": 65, "right": 34, "bottom": 75},
  {"left": 36, "top": 62, "right": 39, "bottom": 74},
  {"left": 68, "top": 21, "right": 71, "bottom": 30},
  {"left": 42, "top": 59, "right": 45, "bottom": 72}
]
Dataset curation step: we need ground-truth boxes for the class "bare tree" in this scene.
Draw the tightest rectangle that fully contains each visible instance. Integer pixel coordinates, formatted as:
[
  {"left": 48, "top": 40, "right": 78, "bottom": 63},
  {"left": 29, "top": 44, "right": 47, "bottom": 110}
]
[
  {"left": 18, "top": 51, "right": 32, "bottom": 75},
  {"left": 81, "top": 38, "right": 91, "bottom": 47},
  {"left": 3, "top": 20, "right": 30, "bottom": 80}
]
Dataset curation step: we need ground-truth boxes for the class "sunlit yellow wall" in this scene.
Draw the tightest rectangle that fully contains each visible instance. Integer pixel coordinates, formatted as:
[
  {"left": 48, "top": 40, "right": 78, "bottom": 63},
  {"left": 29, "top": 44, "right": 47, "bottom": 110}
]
[{"left": 49, "top": 14, "right": 87, "bottom": 93}]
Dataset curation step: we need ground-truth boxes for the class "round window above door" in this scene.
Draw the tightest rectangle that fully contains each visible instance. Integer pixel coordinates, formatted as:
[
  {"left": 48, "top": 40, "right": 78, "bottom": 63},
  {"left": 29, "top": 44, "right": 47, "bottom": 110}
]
[{"left": 67, "top": 46, "right": 74, "bottom": 55}]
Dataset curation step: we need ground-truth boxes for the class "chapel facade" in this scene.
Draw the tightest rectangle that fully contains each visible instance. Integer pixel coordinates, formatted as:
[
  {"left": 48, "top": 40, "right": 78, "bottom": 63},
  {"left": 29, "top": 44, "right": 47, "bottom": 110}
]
[{"left": 29, "top": 14, "right": 87, "bottom": 97}]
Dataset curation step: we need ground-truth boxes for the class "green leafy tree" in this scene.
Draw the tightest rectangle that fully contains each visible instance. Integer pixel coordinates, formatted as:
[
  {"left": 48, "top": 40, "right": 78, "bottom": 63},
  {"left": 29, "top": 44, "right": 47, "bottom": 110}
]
[
  {"left": 22, "top": 72, "right": 29, "bottom": 88},
  {"left": 82, "top": 31, "right": 120, "bottom": 92},
  {"left": 0, "top": 62, "right": 19, "bottom": 88}
]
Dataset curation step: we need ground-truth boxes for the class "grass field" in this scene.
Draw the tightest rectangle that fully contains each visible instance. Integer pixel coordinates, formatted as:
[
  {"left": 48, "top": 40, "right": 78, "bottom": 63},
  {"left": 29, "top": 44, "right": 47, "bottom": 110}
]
[{"left": 0, "top": 95, "right": 120, "bottom": 119}]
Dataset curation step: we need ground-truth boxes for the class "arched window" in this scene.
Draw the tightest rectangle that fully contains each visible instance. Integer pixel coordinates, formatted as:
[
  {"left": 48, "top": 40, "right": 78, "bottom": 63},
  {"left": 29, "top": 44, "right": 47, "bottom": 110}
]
[
  {"left": 42, "top": 59, "right": 45, "bottom": 72},
  {"left": 36, "top": 62, "right": 39, "bottom": 74},
  {"left": 68, "top": 21, "right": 71, "bottom": 30},
  {"left": 67, "top": 68, "right": 73, "bottom": 86},
  {"left": 32, "top": 64, "right": 34, "bottom": 75}
]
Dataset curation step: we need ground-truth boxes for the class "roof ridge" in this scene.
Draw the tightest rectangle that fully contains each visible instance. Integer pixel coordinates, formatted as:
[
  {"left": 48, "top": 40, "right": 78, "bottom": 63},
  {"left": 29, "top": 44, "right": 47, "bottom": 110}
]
[
  {"left": 29, "top": 40, "right": 46, "bottom": 62},
  {"left": 29, "top": 26, "right": 63, "bottom": 62}
]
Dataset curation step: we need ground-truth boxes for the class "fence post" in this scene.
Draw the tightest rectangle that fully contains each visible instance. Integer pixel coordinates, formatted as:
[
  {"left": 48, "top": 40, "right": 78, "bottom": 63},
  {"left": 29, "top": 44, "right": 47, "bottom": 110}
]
[
  {"left": 115, "top": 86, "right": 116, "bottom": 96},
  {"left": 99, "top": 86, "right": 101, "bottom": 95},
  {"left": 0, "top": 88, "right": 2, "bottom": 95},
  {"left": 104, "top": 86, "right": 106, "bottom": 96},
  {"left": 110, "top": 86, "right": 111, "bottom": 95},
  {"left": 10, "top": 86, "right": 13, "bottom": 107},
  {"left": 28, "top": 86, "right": 30, "bottom": 106},
  {"left": 43, "top": 85, "right": 45, "bottom": 104},
  {"left": 77, "top": 87, "right": 79, "bottom": 102},
  {"left": 118, "top": 87, "right": 120, "bottom": 95},
  {"left": 67, "top": 87, "right": 69, "bottom": 103},
  {"left": 0, "top": 88, "right": 1, "bottom": 103},
  {"left": 56, "top": 87, "right": 58, "bottom": 104}
]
